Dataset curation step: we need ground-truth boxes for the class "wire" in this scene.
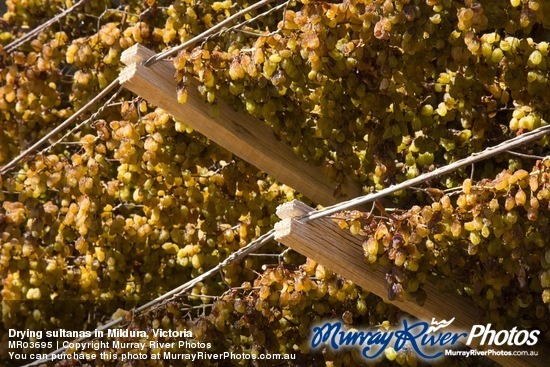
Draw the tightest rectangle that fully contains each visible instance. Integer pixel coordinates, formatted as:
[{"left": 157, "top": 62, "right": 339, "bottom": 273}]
[
  {"left": 214, "top": 0, "right": 290, "bottom": 38},
  {"left": 300, "top": 125, "right": 550, "bottom": 222},
  {"left": 0, "top": 78, "right": 120, "bottom": 176},
  {"left": 4, "top": 0, "right": 87, "bottom": 53},
  {"left": 143, "top": 0, "right": 280, "bottom": 66},
  {"left": 38, "top": 85, "right": 125, "bottom": 156}
]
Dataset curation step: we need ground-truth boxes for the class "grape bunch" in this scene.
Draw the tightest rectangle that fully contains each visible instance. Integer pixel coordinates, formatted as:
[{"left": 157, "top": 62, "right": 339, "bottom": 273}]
[
  {"left": 339, "top": 160, "right": 550, "bottom": 343},
  {"left": 0, "top": 102, "right": 295, "bottom": 358}
]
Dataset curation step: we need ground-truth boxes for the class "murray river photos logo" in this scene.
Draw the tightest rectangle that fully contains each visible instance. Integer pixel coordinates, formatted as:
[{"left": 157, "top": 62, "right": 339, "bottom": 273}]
[{"left": 310, "top": 317, "right": 540, "bottom": 360}]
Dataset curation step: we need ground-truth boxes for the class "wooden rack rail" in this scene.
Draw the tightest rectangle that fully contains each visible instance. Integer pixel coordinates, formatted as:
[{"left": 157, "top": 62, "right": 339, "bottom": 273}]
[
  {"left": 120, "top": 44, "right": 361, "bottom": 206},
  {"left": 274, "top": 200, "right": 549, "bottom": 367}
]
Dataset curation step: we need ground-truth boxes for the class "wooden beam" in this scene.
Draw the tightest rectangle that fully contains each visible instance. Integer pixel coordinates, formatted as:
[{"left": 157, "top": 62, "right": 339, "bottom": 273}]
[
  {"left": 274, "top": 200, "right": 549, "bottom": 367},
  {"left": 119, "top": 44, "right": 361, "bottom": 206}
]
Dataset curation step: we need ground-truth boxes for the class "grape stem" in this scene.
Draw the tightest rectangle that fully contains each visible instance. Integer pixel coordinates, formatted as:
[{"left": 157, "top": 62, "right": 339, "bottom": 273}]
[{"left": 507, "top": 150, "right": 546, "bottom": 160}]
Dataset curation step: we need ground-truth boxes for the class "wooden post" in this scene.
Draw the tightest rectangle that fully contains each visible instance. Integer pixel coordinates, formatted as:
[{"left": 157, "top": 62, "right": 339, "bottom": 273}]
[
  {"left": 119, "top": 45, "right": 361, "bottom": 206},
  {"left": 274, "top": 200, "right": 549, "bottom": 367}
]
